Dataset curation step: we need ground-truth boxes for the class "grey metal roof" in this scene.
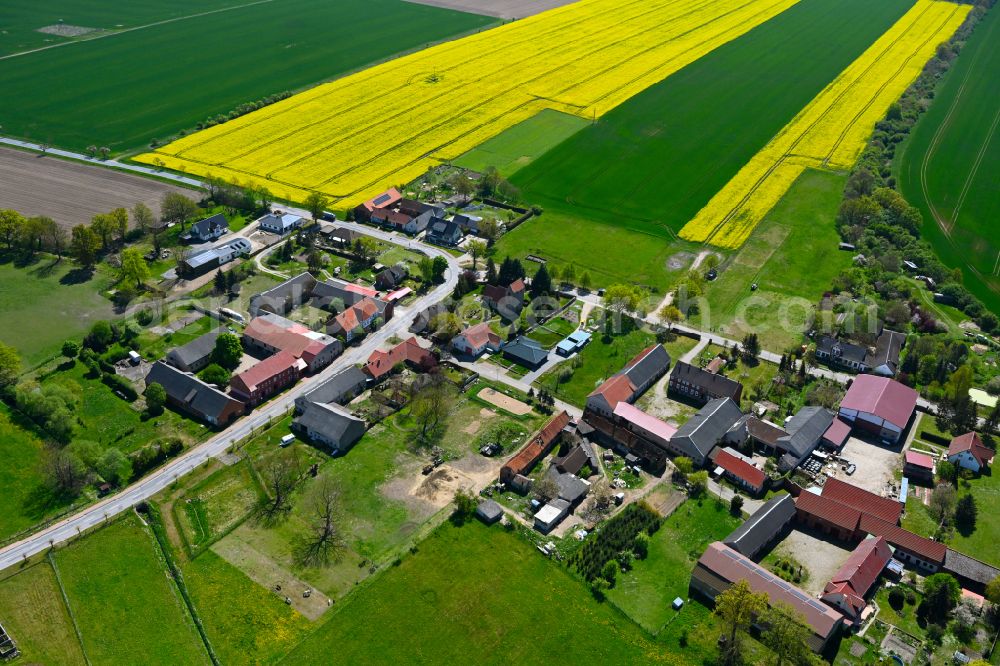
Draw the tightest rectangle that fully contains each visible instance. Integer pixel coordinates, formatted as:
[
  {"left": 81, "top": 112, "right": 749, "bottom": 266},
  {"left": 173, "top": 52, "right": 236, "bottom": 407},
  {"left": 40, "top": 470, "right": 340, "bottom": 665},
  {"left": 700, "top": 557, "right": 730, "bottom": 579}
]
[
  {"left": 299, "top": 366, "right": 368, "bottom": 406},
  {"left": 866, "top": 329, "right": 905, "bottom": 372},
  {"left": 190, "top": 213, "right": 228, "bottom": 237},
  {"left": 817, "top": 335, "right": 867, "bottom": 365},
  {"left": 724, "top": 494, "right": 796, "bottom": 558},
  {"left": 546, "top": 469, "right": 590, "bottom": 503},
  {"left": 621, "top": 344, "right": 670, "bottom": 390},
  {"left": 294, "top": 401, "right": 365, "bottom": 444},
  {"left": 502, "top": 336, "right": 548, "bottom": 366},
  {"left": 249, "top": 271, "right": 317, "bottom": 315},
  {"left": 672, "top": 397, "right": 743, "bottom": 460},
  {"left": 671, "top": 361, "right": 742, "bottom": 401},
  {"left": 145, "top": 361, "right": 242, "bottom": 420},
  {"left": 165, "top": 328, "right": 221, "bottom": 368},
  {"left": 778, "top": 406, "right": 835, "bottom": 458}
]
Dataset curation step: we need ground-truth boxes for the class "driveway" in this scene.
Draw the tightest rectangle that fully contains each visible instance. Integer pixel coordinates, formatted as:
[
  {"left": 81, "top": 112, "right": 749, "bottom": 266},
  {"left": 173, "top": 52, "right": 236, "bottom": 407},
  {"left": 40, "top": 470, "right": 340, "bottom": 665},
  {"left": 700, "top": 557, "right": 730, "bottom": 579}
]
[{"left": 826, "top": 436, "right": 902, "bottom": 496}]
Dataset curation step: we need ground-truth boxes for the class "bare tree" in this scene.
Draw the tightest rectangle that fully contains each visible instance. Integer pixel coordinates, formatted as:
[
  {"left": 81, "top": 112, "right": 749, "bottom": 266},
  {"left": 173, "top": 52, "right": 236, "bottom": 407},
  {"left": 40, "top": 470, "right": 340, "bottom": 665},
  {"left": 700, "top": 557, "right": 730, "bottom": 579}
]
[
  {"left": 46, "top": 447, "right": 87, "bottom": 498},
  {"left": 297, "top": 475, "right": 345, "bottom": 567},
  {"left": 256, "top": 448, "right": 303, "bottom": 523},
  {"left": 410, "top": 375, "right": 455, "bottom": 444}
]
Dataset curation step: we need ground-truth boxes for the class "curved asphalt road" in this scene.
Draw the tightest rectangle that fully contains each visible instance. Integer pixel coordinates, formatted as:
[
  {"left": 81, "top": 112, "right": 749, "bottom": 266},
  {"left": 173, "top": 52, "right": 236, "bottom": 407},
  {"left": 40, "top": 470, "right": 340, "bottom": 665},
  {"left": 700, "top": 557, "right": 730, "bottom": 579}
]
[{"left": 0, "top": 184, "right": 460, "bottom": 570}]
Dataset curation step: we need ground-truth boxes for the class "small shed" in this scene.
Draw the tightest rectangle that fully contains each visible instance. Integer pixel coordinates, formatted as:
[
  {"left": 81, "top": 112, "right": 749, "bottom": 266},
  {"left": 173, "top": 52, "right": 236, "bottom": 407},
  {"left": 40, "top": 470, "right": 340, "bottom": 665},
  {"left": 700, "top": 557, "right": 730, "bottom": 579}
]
[
  {"left": 672, "top": 597, "right": 684, "bottom": 610},
  {"left": 476, "top": 499, "right": 503, "bottom": 525}
]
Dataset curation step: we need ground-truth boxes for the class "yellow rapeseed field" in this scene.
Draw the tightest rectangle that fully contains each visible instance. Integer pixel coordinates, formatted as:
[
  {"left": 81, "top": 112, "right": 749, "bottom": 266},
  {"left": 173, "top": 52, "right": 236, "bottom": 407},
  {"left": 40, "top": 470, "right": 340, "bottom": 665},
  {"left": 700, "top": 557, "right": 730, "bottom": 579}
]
[
  {"left": 679, "top": 0, "right": 970, "bottom": 249},
  {"left": 137, "top": 0, "right": 800, "bottom": 206}
]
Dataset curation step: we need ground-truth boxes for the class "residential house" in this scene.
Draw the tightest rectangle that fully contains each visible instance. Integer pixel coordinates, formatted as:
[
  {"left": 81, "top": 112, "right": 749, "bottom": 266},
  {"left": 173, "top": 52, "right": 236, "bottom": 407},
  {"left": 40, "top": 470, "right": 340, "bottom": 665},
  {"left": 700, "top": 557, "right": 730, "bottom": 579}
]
[
  {"left": 318, "top": 224, "right": 359, "bottom": 248},
  {"left": 230, "top": 350, "right": 305, "bottom": 405},
  {"left": 425, "top": 217, "right": 463, "bottom": 246},
  {"left": 353, "top": 188, "right": 401, "bottom": 222},
  {"left": 180, "top": 238, "right": 251, "bottom": 276},
  {"left": 815, "top": 335, "right": 868, "bottom": 372},
  {"left": 398, "top": 199, "right": 444, "bottom": 233},
  {"left": 838, "top": 375, "right": 917, "bottom": 444},
  {"left": 816, "top": 329, "right": 905, "bottom": 377},
  {"left": 294, "top": 366, "right": 368, "bottom": 412},
  {"left": 821, "top": 537, "right": 893, "bottom": 621},
  {"left": 545, "top": 467, "right": 591, "bottom": 507},
  {"left": 670, "top": 398, "right": 743, "bottom": 466},
  {"left": 501, "top": 336, "right": 548, "bottom": 369},
  {"left": 165, "top": 329, "right": 221, "bottom": 373},
  {"left": 691, "top": 542, "right": 844, "bottom": 652},
  {"left": 713, "top": 447, "right": 766, "bottom": 495},
  {"left": 452, "top": 213, "right": 483, "bottom": 235},
  {"left": 242, "top": 313, "right": 342, "bottom": 372},
  {"left": 669, "top": 361, "right": 743, "bottom": 405},
  {"left": 183, "top": 213, "right": 228, "bottom": 243},
  {"left": 584, "top": 344, "right": 671, "bottom": 416},
  {"left": 258, "top": 212, "right": 304, "bottom": 235},
  {"left": 250, "top": 272, "right": 318, "bottom": 316},
  {"left": 723, "top": 494, "right": 796, "bottom": 560},
  {"left": 482, "top": 279, "right": 525, "bottom": 317},
  {"left": 375, "top": 265, "right": 408, "bottom": 291},
  {"left": 451, "top": 322, "right": 502, "bottom": 357},
  {"left": 293, "top": 401, "right": 366, "bottom": 454},
  {"left": 144, "top": 361, "right": 244, "bottom": 426},
  {"left": 555, "top": 330, "right": 591, "bottom": 357},
  {"left": 500, "top": 411, "right": 571, "bottom": 487},
  {"left": 947, "top": 432, "right": 994, "bottom": 473},
  {"left": 903, "top": 450, "right": 936, "bottom": 483},
  {"left": 327, "top": 297, "right": 381, "bottom": 342},
  {"left": 370, "top": 208, "right": 413, "bottom": 231},
  {"left": 585, "top": 374, "right": 636, "bottom": 418},
  {"left": 364, "top": 337, "right": 437, "bottom": 381}
]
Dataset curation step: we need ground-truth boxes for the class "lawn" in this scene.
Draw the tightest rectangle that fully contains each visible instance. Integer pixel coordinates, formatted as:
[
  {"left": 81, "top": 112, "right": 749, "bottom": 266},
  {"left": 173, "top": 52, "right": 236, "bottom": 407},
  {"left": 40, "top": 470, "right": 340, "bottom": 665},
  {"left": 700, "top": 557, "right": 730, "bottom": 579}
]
[
  {"left": 0, "top": 562, "right": 86, "bottom": 665},
  {"left": 690, "top": 169, "right": 853, "bottom": 352},
  {"left": 0, "top": 405, "right": 74, "bottom": 543},
  {"left": 453, "top": 109, "right": 589, "bottom": 177},
  {"left": 492, "top": 209, "right": 700, "bottom": 292},
  {"left": 0, "top": 0, "right": 495, "bottom": 151},
  {"left": 607, "top": 498, "right": 740, "bottom": 635},
  {"left": 280, "top": 521, "right": 663, "bottom": 664},
  {"left": 134, "top": 311, "right": 217, "bottom": 361},
  {"left": 699, "top": 344, "right": 780, "bottom": 411},
  {"left": 54, "top": 515, "right": 209, "bottom": 664},
  {"left": 0, "top": 256, "right": 115, "bottom": 368},
  {"left": 42, "top": 361, "right": 206, "bottom": 453},
  {"left": 537, "top": 324, "right": 696, "bottom": 407},
  {"left": 896, "top": 4, "right": 1000, "bottom": 315},
  {"left": 510, "top": 0, "right": 914, "bottom": 235},
  {"left": 175, "top": 458, "right": 262, "bottom": 554}
]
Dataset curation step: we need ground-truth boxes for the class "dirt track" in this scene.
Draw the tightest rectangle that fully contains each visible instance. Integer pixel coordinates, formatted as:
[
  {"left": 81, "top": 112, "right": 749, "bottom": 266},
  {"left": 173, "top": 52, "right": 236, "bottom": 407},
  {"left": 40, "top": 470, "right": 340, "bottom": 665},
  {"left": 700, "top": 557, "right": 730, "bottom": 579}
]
[
  {"left": 0, "top": 147, "right": 195, "bottom": 229},
  {"left": 403, "top": 0, "right": 577, "bottom": 19}
]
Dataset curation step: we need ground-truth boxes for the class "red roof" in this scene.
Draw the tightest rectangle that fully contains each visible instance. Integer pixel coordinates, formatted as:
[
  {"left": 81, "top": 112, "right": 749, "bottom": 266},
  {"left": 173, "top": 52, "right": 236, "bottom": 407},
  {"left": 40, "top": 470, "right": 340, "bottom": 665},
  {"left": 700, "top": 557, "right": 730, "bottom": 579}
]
[
  {"left": 948, "top": 432, "right": 994, "bottom": 467},
  {"left": 333, "top": 297, "right": 379, "bottom": 334},
  {"left": 904, "top": 450, "right": 935, "bottom": 470},
  {"left": 823, "top": 418, "right": 851, "bottom": 448},
  {"left": 230, "top": 350, "right": 303, "bottom": 395},
  {"left": 365, "top": 337, "right": 436, "bottom": 380},
  {"left": 796, "top": 490, "right": 861, "bottom": 532},
  {"left": 822, "top": 478, "right": 902, "bottom": 525},
  {"left": 613, "top": 401, "right": 677, "bottom": 442},
  {"left": 244, "top": 317, "right": 335, "bottom": 361},
  {"left": 821, "top": 581, "right": 865, "bottom": 615},
  {"left": 859, "top": 514, "right": 946, "bottom": 564},
  {"left": 458, "top": 322, "right": 500, "bottom": 350},
  {"left": 372, "top": 209, "right": 411, "bottom": 227},
  {"left": 840, "top": 375, "right": 917, "bottom": 428},
  {"left": 508, "top": 278, "right": 525, "bottom": 294},
  {"left": 343, "top": 282, "right": 379, "bottom": 298},
  {"left": 503, "top": 411, "right": 570, "bottom": 477},
  {"left": 587, "top": 374, "right": 636, "bottom": 409},
  {"left": 827, "top": 536, "right": 892, "bottom": 598},
  {"left": 714, "top": 448, "right": 766, "bottom": 489},
  {"left": 697, "top": 543, "right": 842, "bottom": 639},
  {"left": 358, "top": 188, "right": 401, "bottom": 213}
]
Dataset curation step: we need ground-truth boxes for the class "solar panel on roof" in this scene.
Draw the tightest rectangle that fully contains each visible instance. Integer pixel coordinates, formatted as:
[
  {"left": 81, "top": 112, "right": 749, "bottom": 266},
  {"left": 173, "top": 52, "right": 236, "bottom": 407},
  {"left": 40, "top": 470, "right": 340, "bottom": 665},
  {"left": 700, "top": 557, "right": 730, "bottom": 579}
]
[{"left": 373, "top": 193, "right": 391, "bottom": 206}]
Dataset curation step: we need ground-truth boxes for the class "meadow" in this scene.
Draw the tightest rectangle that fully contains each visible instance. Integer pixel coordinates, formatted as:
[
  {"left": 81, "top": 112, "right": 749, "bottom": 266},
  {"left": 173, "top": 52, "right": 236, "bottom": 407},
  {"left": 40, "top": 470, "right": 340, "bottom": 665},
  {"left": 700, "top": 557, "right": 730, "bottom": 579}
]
[
  {"left": 896, "top": 4, "right": 1000, "bottom": 315},
  {"left": 0, "top": 258, "right": 115, "bottom": 368},
  {"left": 0, "top": 0, "right": 495, "bottom": 152},
  {"left": 680, "top": 0, "right": 971, "bottom": 248},
  {"left": 689, "top": 169, "right": 853, "bottom": 351},
  {"left": 53, "top": 515, "right": 209, "bottom": 664},
  {"left": 0, "top": 561, "right": 86, "bottom": 664},
  {"left": 280, "top": 522, "right": 663, "bottom": 664},
  {"left": 510, "top": 0, "right": 915, "bottom": 236},
  {"left": 137, "top": 0, "right": 800, "bottom": 206},
  {"left": 453, "top": 109, "right": 589, "bottom": 177}
]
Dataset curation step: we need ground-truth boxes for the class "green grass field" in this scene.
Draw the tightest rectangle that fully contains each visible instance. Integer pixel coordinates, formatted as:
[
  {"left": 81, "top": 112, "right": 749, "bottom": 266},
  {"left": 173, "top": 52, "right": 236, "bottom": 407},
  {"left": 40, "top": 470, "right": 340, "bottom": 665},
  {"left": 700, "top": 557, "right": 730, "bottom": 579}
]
[
  {"left": 607, "top": 498, "right": 739, "bottom": 636},
  {"left": 896, "top": 5, "right": 1000, "bottom": 315},
  {"left": 0, "top": 258, "right": 115, "bottom": 367},
  {"left": 0, "top": 0, "right": 248, "bottom": 56},
  {"left": 0, "top": 0, "right": 495, "bottom": 151},
  {"left": 510, "top": 0, "right": 913, "bottom": 235},
  {"left": 453, "top": 109, "right": 589, "bottom": 177},
  {"left": 280, "top": 521, "right": 661, "bottom": 664},
  {"left": 0, "top": 405, "right": 74, "bottom": 543},
  {"left": 690, "top": 169, "right": 852, "bottom": 351},
  {"left": 0, "top": 562, "right": 86, "bottom": 665},
  {"left": 54, "top": 515, "right": 209, "bottom": 664}
]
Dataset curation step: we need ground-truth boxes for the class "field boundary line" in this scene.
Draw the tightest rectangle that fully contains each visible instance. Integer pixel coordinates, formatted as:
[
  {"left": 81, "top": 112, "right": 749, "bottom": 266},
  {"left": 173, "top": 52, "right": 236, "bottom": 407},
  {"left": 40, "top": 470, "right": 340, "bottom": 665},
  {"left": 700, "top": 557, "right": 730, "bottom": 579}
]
[
  {"left": 0, "top": 0, "right": 275, "bottom": 62},
  {"left": 949, "top": 102, "right": 1000, "bottom": 232},
  {"left": 47, "top": 552, "right": 92, "bottom": 666}
]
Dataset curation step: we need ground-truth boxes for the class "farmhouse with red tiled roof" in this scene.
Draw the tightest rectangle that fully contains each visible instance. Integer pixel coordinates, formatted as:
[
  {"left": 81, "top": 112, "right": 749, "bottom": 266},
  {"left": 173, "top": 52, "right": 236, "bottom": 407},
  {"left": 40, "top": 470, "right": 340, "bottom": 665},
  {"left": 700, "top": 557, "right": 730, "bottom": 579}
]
[
  {"left": 821, "top": 536, "right": 893, "bottom": 620},
  {"left": 364, "top": 337, "right": 437, "bottom": 381},
  {"left": 500, "top": 411, "right": 570, "bottom": 488},
  {"left": 713, "top": 447, "right": 766, "bottom": 495},
  {"left": 947, "top": 431, "right": 994, "bottom": 473}
]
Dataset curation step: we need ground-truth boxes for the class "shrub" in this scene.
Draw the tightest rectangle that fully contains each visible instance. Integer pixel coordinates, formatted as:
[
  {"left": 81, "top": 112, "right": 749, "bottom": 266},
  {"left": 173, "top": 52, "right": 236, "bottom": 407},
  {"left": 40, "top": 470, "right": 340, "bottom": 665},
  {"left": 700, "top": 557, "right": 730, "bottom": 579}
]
[
  {"left": 888, "top": 587, "right": 905, "bottom": 610},
  {"left": 101, "top": 372, "right": 138, "bottom": 401},
  {"left": 905, "top": 590, "right": 917, "bottom": 605}
]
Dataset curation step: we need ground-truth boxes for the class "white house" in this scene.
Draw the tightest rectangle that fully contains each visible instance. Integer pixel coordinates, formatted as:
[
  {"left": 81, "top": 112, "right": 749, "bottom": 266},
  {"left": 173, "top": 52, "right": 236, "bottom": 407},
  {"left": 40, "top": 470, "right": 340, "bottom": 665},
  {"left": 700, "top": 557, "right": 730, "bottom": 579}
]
[
  {"left": 259, "top": 212, "right": 305, "bottom": 234},
  {"left": 947, "top": 432, "right": 994, "bottom": 473},
  {"left": 451, "top": 322, "right": 501, "bottom": 357}
]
